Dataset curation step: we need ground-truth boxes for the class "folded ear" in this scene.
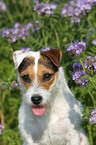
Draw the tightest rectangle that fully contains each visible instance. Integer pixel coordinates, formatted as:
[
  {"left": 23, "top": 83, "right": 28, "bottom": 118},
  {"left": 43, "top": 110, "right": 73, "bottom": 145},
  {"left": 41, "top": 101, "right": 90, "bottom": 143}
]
[
  {"left": 40, "top": 49, "right": 62, "bottom": 67},
  {"left": 13, "top": 50, "right": 30, "bottom": 69}
]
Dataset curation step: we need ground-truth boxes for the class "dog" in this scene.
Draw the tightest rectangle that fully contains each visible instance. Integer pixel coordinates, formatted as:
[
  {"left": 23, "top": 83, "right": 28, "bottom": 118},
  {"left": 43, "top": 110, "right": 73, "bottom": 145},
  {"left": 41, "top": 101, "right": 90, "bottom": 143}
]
[{"left": 13, "top": 48, "right": 90, "bottom": 145}]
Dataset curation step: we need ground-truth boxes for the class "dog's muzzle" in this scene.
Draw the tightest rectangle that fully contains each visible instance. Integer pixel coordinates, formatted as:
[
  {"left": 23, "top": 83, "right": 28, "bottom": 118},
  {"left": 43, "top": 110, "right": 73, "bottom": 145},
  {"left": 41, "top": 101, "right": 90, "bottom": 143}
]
[
  {"left": 31, "top": 95, "right": 42, "bottom": 105},
  {"left": 31, "top": 95, "right": 46, "bottom": 116}
]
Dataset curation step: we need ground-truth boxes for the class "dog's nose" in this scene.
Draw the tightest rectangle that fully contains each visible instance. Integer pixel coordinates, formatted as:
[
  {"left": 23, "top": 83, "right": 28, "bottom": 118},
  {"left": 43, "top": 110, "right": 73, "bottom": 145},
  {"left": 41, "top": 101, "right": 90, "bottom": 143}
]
[{"left": 31, "top": 95, "right": 42, "bottom": 105}]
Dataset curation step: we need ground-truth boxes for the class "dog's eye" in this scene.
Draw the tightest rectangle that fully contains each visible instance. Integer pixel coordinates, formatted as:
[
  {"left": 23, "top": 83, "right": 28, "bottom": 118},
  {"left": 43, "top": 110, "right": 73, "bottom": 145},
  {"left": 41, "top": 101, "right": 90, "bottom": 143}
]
[
  {"left": 43, "top": 73, "right": 53, "bottom": 82},
  {"left": 21, "top": 74, "right": 31, "bottom": 83}
]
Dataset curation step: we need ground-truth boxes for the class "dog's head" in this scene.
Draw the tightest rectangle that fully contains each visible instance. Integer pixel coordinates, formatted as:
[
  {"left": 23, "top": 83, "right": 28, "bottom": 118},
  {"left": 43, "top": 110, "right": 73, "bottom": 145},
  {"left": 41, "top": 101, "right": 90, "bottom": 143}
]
[{"left": 13, "top": 49, "right": 62, "bottom": 116}]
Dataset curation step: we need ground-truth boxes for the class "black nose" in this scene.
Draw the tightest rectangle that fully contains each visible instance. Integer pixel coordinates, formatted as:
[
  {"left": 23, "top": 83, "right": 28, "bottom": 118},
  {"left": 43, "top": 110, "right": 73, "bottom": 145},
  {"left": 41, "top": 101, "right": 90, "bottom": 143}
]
[{"left": 31, "top": 95, "right": 42, "bottom": 105}]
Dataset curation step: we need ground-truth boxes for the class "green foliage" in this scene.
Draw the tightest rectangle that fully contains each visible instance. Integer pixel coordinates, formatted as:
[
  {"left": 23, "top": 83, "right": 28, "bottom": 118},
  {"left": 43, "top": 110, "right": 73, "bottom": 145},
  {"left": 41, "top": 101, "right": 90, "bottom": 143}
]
[{"left": 0, "top": 0, "right": 96, "bottom": 144}]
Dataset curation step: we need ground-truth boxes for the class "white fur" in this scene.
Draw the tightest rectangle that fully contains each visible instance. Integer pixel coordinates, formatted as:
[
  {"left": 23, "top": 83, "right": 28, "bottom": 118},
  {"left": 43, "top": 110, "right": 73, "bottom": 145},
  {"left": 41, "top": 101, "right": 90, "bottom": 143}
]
[
  {"left": 33, "top": 51, "right": 40, "bottom": 75},
  {"left": 13, "top": 50, "right": 40, "bottom": 69},
  {"left": 13, "top": 51, "right": 90, "bottom": 145}
]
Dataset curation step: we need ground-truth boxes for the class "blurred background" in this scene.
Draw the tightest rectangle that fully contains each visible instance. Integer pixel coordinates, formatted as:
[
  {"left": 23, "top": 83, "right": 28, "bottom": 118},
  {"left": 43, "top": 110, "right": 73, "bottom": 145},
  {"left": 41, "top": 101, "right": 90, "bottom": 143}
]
[{"left": 0, "top": 0, "right": 96, "bottom": 144}]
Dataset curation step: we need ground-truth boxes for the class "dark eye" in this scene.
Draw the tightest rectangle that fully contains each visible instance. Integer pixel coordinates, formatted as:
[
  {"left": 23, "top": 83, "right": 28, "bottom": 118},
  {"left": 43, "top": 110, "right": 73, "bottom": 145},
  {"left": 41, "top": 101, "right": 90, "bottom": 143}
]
[
  {"left": 21, "top": 74, "right": 31, "bottom": 83},
  {"left": 43, "top": 73, "right": 53, "bottom": 82}
]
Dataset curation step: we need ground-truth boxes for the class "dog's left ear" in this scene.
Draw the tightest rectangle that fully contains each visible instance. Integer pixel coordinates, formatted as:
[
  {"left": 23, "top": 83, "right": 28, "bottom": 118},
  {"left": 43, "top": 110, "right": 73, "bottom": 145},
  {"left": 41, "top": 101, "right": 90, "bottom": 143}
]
[
  {"left": 13, "top": 50, "right": 30, "bottom": 69},
  {"left": 41, "top": 49, "right": 62, "bottom": 67}
]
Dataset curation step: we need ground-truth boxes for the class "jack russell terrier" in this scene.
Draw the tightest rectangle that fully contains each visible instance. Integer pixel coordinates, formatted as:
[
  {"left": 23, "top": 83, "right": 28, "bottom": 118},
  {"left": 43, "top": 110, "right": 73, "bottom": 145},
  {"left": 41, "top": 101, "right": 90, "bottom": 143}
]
[{"left": 13, "top": 48, "right": 89, "bottom": 145}]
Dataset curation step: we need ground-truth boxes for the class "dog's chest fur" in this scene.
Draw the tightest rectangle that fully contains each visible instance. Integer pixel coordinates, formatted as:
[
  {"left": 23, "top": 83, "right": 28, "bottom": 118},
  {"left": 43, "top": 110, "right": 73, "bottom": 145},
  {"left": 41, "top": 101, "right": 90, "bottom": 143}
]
[
  {"left": 19, "top": 100, "right": 73, "bottom": 145},
  {"left": 18, "top": 67, "right": 81, "bottom": 145}
]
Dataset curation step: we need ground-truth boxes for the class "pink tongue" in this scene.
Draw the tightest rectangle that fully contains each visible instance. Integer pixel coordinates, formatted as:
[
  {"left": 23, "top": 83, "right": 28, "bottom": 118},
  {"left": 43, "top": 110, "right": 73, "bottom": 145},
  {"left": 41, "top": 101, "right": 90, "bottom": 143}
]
[{"left": 32, "top": 106, "right": 46, "bottom": 116}]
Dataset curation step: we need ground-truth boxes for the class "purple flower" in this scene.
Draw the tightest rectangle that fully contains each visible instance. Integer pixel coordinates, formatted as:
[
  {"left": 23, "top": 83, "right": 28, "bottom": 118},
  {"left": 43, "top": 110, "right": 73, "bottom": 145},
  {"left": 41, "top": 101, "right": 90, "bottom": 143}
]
[
  {"left": 89, "top": 108, "right": 96, "bottom": 124},
  {"left": 78, "top": 78, "right": 89, "bottom": 87},
  {"left": 89, "top": 116, "right": 96, "bottom": 124},
  {"left": 2, "top": 21, "right": 40, "bottom": 43},
  {"left": 67, "top": 40, "right": 86, "bottom": 57},
  {"left": 92, "top": 39, "right": 96, "bottom": 45},
  {"left": 41, "top": 47, "right": 51, "bottom": 52},
  {"left": 93, "top": 62, "right": 96, "bottom": 71},
  {"left": 34, "top": 2, "right": 45, "bottom": 11},
  {"left": 14, "top": 22, "right": 21, "bottom": 28},
  {"left": 21, "top": 47, "right": 31, "bottom": 51},
  {"left": 0, "top": 1, "right": 7, "bottom": 12},
  {"left": 91, "top": 108, "right": 96, "bottom": 116},
  {"left": 2, "top": 28, "right": 10, "bottom": 37},
  {"left": 45, "top": 10, "right": 54, "bottom": 15},
  {"left": 61, "top": 0, "right": 96, "bottom": 23},
  {"left": 84, "top": 56, "right": 96, "bottom": 73},
  {"left": 73, "top": 62, "right": 82, "bottom": 71},
  {"left": 11, "top": 81, "right": 18, "bottom": 89},
  {"left": 25, "top": 23, "right": 33, "bottom": 30},
  {"left": 72, "top": 70, "right": 85, "bottom": 81},
  {"left": 0, "top": 124, "right": 4, "bottom": 135},
  {"left": 34, "top": 2, "right": 57, "bottom": 15},
  {"left": 50, "top": 3, "right": 57, "bottom": 9},
  {"left": 72, "top": 62, "right": 89, "bottom": 87}
]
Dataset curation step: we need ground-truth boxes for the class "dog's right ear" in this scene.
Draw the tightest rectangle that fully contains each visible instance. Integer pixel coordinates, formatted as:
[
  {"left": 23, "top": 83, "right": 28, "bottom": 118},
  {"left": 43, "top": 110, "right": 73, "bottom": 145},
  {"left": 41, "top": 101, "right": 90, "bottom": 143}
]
[
  {"left": 13, "top": 50, "right": 30, "bottom": 69},
  {"left": 40, "top": 49, "right": 62, "bottom": 67}
]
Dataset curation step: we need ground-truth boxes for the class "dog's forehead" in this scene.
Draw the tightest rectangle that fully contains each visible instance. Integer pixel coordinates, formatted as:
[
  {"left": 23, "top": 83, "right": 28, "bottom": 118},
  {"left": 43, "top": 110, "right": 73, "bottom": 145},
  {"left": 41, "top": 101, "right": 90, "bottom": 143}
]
[
  {"left": 23, "top": 51, "right": 40, "bottom": 66},
  {"left": 29, "top": 51, "right": 40, "bottom": 74},
  {"left": 17, "top": 51, "right": 40, "bottom": 74},
  {"left": 17, "top": 50, "right": 59, "bottom": 75}
]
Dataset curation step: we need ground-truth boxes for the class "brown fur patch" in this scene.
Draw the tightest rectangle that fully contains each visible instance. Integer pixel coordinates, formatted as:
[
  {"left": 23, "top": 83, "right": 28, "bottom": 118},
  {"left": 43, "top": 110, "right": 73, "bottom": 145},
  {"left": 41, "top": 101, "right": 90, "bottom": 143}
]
[
  {"left": 18, "top": 56, "right": 35, "bottom": 73},
  {"left": 19, "top": 57, "right": 35, "bottom": 90},
  {"left": 38, "top": 54, "right": 58, "bottom": 72},
  {"left": 37, "top": 55, "right": 58, "bottom": 90}
]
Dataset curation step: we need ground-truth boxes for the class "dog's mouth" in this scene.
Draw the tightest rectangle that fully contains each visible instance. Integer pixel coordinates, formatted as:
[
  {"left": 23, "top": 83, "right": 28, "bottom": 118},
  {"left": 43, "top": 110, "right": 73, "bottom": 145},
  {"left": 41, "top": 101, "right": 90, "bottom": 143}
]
[{"left": 32, "top": 105, "right": 46, "bottom": 116}]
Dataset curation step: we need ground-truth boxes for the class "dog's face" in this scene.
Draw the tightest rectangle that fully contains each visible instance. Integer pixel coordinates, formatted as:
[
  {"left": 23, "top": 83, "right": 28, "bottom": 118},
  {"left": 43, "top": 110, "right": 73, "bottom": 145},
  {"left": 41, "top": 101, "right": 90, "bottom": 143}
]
[{"left": 13, "top": 49, "right": 62, "bottom": 116}]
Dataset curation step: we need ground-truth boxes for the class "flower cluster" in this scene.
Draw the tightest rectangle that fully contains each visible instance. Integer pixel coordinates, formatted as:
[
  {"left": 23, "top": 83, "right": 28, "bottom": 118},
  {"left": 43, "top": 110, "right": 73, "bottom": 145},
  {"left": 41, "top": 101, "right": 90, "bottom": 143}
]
[
  {"left": 67, "top": 40, "right": 96, "bottom": 87},
  {"left": 34, "top": 2, "right": 57, "bottom": 15},
  {"left": 2, "top": 21, "right": 40, "bottom": 43},
  {"left": 67, "top": 40, "right": 86, "bottom": 57},
  {"left": 0, "top": 124, "right": 4, "bottom": 135},
  {"left": 89, "top": 108, "right": 96, "bottom": 124},
  {"left": 0, "top": 1, "right": 7, "bottom": 12},
  {"left": 72, "top": 62, "right": 89, "bottom": 87},
  {"left": 61, "top": 0, "right": 96, "bottom": 23},
  {"left": 84, "top": 56, "right": 96, "bottom": 73}
]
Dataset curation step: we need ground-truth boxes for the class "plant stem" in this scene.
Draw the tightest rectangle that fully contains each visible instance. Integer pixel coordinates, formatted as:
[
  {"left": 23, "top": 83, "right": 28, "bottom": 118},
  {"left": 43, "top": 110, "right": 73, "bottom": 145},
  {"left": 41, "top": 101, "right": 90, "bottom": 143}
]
[
  {"left": 88, "top": 89, "right": 96, "bottom": 107},
  {"left": 0, "top": 88, "right": 4, "bottom": 127},
  {"left": 54, "top": 30, "right": 60, "bottom": 48},
  {"left": 1, "top": 111, "right": 4, "bottom": 127},
  {"left": 87, "top": 124, "right": 93, "bottom": 145},
  {"left": 6, "top": 9, "right": 14, "bottom": 24},
  {"left": 42, "top": 21, "right": 47, "bottom": 47}
]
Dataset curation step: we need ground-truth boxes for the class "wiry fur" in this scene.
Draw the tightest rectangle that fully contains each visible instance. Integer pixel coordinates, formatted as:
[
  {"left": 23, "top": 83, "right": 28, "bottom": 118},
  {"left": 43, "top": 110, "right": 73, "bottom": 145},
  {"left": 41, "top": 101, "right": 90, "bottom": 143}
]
[{"left": 13, "top": 50, "right": 90, "bottom": 145}]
